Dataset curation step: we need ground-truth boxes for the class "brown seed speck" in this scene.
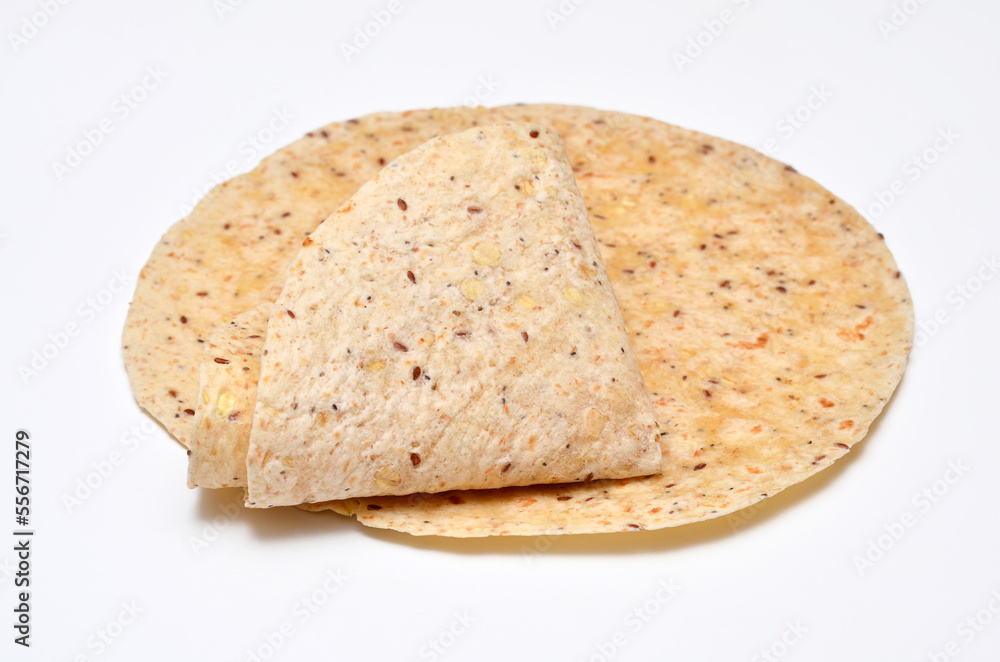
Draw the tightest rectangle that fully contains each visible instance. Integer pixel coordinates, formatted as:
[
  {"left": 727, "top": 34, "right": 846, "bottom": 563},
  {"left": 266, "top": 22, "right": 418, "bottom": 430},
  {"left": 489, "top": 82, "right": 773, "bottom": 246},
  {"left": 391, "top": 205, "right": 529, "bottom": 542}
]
[
  {"left": 502, "top": 462, "right": 512, "bottom": 473},
  {"left": 529, "top": 130, "right": 539, "bottom": 138},
  {"left": 183, "top": 409, "right": 195, "bottom": 416},
  {"left": 290, "top": 171, "right": 299, "bottom": 178},
  {"left": 776, "top": 286, "right": 787, "bottom": 293},
  {"left": 467, "top": 206, "right": 483, "bottom": 214},
  {"left": 287, "top": 309, "right": 296, "bottom": 318},
  {"left": 521, "top": 331, "right": 529, "bottom": 342},
  {"left": 704, "top": 390, "right": 712, "bottom": 398},
  {"left": 410, "top": 453, "right": 421, "bottom": 467},
  {"left": 179, "top": 316, "right": 187, "bottom": 324},
  {"left": 694, "top": 463, "right": 707, "bottom": 470},
  {"left": 648, "top": 155, "right": 656, "bottom": 163},
  {"left": 412, "top": 366, "right": 421, "bottom": 380},
  {"left": 585, "top": 473, "right": 594, "bottom": 482},
  {"left": 814, "top": 374, "right": 827, "bottom": 379},
  {"left": 836, "top": 442, "right": 850, "bottom": 449},
  {"left": 214, "top": 357, "right": 230, "bottom": 364},
  {"left": 407, "top": 270, "right": 416, "bottom": 283},
  {"left": 228, "top": 412, "right": 239, "bottom": 422},
  {"left": 168, "top": 390, "right": 177, "bottom": 398},
  {"left": 197, "top": 291, "right": 208, "bottom": 297},
  {"left": 393, "top": 341, "right": 408, "bottom": 352},
  {"left": 557, "top": 495, "right": 572, "bottom": 501},
  {"left": 397, "top": 198, "right": 407, "bottom": 210}
]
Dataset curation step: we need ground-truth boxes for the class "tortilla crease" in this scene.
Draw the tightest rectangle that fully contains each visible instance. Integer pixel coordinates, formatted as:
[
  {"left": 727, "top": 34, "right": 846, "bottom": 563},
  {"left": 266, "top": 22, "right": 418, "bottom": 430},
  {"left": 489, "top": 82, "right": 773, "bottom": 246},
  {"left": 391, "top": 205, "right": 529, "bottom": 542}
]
[
  {"left": 187, "top": 304, "right": 270, "bottom": 488},
  {"left": 123, "top": 104, "right": 912, "bottom": 535},
  {"left": 245, "top": 123, "right": 660, "bottom": 505}
]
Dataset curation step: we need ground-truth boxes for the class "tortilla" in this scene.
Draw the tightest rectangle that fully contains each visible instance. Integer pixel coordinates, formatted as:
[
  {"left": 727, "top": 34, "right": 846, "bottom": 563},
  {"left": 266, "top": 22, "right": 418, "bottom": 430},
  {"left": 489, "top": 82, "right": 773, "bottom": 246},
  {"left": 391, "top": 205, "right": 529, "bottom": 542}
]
[
  {"left": 244, "top": 123, "right": 661, "bottom": 506},
  {"left": 186, "top": 304, "right": 270, "bottom": 488},
  {"left": 123, "top": 104, "right": 912, "bottom": 535}
]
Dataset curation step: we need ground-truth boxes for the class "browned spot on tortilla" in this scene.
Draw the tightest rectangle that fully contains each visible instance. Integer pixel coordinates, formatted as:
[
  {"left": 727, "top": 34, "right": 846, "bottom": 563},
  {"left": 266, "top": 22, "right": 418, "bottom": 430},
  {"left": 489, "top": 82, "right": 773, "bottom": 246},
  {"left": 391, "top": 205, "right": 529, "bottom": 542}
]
[
  {"left": 729, "top": 334, "right": 769, "bottom": 350},
  {"left": 837, "top": 316, "right": 874, "bottom": 342}
]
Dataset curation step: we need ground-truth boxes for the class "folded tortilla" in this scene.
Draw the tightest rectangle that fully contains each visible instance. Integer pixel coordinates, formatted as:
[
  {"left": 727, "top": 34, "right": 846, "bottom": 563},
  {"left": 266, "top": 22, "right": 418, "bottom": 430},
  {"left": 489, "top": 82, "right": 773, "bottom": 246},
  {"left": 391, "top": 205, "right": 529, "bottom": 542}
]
[
  {"left": 244, "top": 122, "right": 661, "bottom": 506},
  {"left": 124, "top": 105, "right": 912, "bottom": 535},
  {"left": 187, "top": 304, "right": 270, "bottom": 488}
]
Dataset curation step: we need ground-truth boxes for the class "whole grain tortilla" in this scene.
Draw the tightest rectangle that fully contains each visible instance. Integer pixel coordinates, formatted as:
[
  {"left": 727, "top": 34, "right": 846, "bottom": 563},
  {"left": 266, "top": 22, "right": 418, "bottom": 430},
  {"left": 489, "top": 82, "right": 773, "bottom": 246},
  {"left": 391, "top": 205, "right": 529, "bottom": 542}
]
[
  {"left": 245, "top": 123, "right": 660, "bottom": 506},
  {"left": 187, "top": 304, "right": 269, "bottom": 488},
  {"left": 123, "top": 104, "right": 912, "bottom": 535}
]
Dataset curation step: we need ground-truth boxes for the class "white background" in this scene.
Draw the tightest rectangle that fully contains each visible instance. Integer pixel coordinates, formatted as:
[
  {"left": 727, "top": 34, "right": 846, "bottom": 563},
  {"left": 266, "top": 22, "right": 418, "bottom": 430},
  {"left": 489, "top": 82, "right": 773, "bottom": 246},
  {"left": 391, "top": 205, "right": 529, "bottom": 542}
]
[{"left": 2, "top": 1, "right": 999, "bottom": 660}]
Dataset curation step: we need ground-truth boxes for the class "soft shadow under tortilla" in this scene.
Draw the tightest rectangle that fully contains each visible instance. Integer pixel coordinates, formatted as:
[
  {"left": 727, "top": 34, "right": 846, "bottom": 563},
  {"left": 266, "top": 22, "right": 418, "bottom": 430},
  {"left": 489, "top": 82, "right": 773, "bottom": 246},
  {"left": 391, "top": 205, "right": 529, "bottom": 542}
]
[
  {"left": 201, "top": 373, "right": 904, "bottom": 551},
  {"left": 195, "top": 487, "right": 356, "bottom": 540},
  {"left": 356, "top": 431, "right": 869, "bottom": 556}
]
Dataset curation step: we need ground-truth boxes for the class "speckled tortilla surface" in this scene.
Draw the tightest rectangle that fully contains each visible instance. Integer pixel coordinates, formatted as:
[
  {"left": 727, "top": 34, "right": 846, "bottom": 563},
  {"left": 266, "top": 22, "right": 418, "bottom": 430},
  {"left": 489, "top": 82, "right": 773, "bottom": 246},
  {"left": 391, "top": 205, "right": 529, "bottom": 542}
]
[
  {"left": 187, "top": 304, "right": 269, "bottom": 489},
  {"left": 123, "top": 104, "right": 912, "bottom": 535},
  {"left": 245, "top": 123, "right": 660, "bottom": 506}
]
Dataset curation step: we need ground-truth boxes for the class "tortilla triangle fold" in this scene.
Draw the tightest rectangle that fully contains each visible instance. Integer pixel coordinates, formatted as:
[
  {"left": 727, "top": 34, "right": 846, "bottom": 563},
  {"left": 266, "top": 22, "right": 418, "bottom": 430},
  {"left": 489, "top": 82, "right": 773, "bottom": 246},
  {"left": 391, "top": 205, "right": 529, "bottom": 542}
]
[{"left": 244, "top": 122, "right": 662, "bottom": 506}]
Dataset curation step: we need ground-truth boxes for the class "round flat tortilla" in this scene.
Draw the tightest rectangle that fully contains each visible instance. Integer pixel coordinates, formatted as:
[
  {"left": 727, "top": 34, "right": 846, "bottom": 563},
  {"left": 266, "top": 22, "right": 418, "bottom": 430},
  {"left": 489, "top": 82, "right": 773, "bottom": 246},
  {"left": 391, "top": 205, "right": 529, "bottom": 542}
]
[{"left": 123, "top": 104, "right": 912, "bottom": 535}]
